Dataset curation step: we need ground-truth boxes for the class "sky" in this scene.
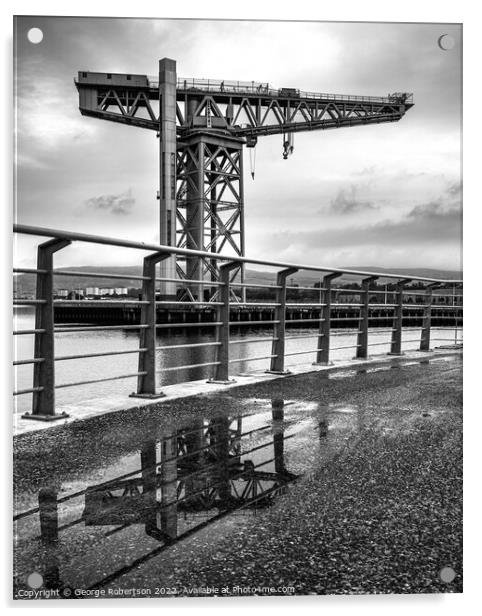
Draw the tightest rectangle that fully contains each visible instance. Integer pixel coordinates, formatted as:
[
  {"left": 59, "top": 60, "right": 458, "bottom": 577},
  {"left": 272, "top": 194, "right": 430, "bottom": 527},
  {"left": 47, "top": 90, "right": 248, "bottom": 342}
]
[{"left": 13, "top": 17, "right": 462, "bottom": 271}]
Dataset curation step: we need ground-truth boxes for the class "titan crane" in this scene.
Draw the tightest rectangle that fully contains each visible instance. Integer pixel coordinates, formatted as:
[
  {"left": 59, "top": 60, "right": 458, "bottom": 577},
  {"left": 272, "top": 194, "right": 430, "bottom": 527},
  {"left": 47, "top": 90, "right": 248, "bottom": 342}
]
[{"left": 75, "top": 58, "right": 413, "bottom": 300}]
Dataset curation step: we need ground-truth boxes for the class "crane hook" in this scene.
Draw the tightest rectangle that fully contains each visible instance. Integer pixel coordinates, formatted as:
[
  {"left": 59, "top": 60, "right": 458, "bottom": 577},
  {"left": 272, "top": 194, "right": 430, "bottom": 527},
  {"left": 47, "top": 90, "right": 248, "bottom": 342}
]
[{"left": 282, "top": 132, "right": 294, "bottom": 159}]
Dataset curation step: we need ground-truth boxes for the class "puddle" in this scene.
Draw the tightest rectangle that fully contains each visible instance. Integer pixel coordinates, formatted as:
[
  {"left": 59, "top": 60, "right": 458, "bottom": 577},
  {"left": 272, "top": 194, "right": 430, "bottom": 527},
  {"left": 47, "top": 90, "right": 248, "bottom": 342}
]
[
  {"left": 328, "top": 369, "right": 358, "bottom": 380},
  {"left": 429, "top": 356, "right": 457, "bottom": 363},
  {"left": 13, "top": 397, "right": 367, "bottom": 596},
  {"left": 330, "top": 406, "right": 358, "bottom": 414},
  {"left": 358, "top": 367, "right": 391, "bottom": 375}
]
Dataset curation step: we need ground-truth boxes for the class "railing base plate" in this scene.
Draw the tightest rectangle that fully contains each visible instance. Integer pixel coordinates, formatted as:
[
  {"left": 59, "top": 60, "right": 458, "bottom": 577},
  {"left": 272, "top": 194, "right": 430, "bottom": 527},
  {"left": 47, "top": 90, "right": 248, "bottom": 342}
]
[
  {"left": 129, "top": 392, "right": 166, "bottom": 399},
  {"left": 207, "top": 378, "right": 236, "bottom": 385},
  {"left": 387, "top": 352, "right": 405, "bottom": 356},
  {"left": 265, "top": 370, "right": 292, "bottom": 375},
  {"left": 21, "top": 411, "right": 69, "bottom": 422},
  {"left": 353, "top": 355, "right": 371, "bottom": 361}
]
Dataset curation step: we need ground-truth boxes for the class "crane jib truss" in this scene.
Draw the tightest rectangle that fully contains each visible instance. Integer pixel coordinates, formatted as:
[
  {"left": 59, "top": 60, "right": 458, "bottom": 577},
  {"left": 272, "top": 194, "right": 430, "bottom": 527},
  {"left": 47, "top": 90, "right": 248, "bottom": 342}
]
[{"left": 75, "top": 60, "right": 413, "bottom": 300}]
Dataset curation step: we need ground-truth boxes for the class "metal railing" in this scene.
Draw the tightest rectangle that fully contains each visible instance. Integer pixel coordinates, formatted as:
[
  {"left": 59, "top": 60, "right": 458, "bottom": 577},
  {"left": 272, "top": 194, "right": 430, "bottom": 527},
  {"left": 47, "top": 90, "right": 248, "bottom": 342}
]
[
  {"left": 147, "top": 76, "right": 413, "bottom": 105},
  {"left": 13, "top": 224, "right": 462, "bottom": 420}
]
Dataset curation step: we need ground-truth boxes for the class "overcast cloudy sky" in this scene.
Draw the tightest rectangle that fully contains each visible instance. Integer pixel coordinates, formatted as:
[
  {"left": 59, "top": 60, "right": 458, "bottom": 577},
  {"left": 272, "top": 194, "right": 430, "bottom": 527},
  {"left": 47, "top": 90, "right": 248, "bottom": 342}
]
[{"left": 14, "top": 17, "right": 461, "bottom": 271}]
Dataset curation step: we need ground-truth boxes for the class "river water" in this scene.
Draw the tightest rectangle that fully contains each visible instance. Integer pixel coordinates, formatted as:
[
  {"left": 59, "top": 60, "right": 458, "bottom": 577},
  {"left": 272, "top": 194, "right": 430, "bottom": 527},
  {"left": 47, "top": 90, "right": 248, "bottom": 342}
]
[{"left": 13, "top": 307, "right": 461, "bottom": 415}]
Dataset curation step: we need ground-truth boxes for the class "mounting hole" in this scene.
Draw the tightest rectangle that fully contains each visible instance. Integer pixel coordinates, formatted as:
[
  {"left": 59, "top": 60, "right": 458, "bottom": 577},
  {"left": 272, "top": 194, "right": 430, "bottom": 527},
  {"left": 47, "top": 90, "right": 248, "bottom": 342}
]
[
  {"left": 438, "top": 34, "right": 455, "bottom": 51},
  {"left": 27, "top": 28, "right": 43, "bottom": 44},
  {"left": 439, "top": 566, "right": 456, "bottom": 583},
  {"left": 27, "top": 572, "right": 43, "bottom": 589}
]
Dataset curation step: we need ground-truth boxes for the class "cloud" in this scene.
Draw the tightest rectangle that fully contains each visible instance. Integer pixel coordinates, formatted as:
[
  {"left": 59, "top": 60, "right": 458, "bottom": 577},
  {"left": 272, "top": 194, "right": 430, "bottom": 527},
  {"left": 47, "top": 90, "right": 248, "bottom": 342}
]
[
  {"left": 277, "top": 206, "right": 461, "bottom": 250},
  {"left": 14, "top": 57, "right": 97, "bottom": 182},
  {"left": 265, "top": 184, "right": 462, "bottom": 269},
  {"left": 329, "top": 185, "right": 378, "bottom": 214},
  {"left": 447, "top": 181, "right": 462, "bottom": 197},
  {"left": 16, "top": 153, "right": 50, "bottom": 170},
  {"left": 407, "top": 182, "right": 462, "bottom": 221},
  {"left": 408, "top": 200, "right": 456, "bottom": 221},
  {"left": 12, "top": 17, "right": 461, "bottom": 272},
  {"left": 353, "top": 166, "right": 377, "bottom": 176},
  {"left": 84, "top": 189, "right": 135, "bottom": 215}
]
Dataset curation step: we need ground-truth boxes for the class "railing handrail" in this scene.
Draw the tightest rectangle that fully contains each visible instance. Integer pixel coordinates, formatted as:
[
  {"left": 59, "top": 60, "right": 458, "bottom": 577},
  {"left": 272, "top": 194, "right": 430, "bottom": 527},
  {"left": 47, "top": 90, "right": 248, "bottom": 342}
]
[
  {"left": 77, "top": 73, "right": 412, "bottom": 105},
  {"left": 13, "top": 221, "right": 463, "bottom": 419},
  {"left": 13, "top": 224, "right": 462, "bottom": 285},
  {"left": 170, "top": 77, "right": 413, "bottom": 105}
]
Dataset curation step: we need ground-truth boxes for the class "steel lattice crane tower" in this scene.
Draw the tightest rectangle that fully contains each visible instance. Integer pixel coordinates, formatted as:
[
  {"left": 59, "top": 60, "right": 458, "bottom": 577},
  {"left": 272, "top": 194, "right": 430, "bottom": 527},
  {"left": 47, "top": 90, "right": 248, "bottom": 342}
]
[{"left": 75, "top": 58, "right": 413, "bottom": 300}]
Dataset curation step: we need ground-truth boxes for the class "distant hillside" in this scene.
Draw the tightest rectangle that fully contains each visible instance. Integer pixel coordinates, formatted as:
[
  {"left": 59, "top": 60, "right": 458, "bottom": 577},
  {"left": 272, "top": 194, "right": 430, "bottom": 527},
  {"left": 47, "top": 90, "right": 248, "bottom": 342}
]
[
  {"left": 14, "top": 266, "right": 145, "bottom": 297},
  {"left": 13, "top": 264, "right": 462, "bottom": 296},
  {"left": 344, "top": 267, "right": 462, "bottom": 280},
  {"left": 245, "top": 266, "right": 462, "bottom": 286}
]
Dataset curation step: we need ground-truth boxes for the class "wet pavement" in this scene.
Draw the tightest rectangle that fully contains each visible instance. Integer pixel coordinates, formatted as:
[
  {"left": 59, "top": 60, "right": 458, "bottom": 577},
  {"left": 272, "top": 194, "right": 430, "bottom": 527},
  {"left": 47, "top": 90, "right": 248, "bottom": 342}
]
[{"left": 13, "top": 351, "right": 462, "bottom": 599}]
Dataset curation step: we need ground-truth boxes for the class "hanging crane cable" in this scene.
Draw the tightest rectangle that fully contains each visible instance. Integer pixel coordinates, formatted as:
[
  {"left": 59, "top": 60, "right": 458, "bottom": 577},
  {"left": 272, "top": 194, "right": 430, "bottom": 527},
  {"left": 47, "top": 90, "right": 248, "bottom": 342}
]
[{"left": 249, "top": 146, "right": 257, "bottom": 180}]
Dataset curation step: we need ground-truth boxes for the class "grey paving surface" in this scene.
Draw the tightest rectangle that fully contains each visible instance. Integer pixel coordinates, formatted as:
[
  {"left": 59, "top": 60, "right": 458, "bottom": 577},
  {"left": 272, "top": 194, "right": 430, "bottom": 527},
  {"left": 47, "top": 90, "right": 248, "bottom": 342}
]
[{"left": 13, "top": 351, "right": 462, "bottom": 598}]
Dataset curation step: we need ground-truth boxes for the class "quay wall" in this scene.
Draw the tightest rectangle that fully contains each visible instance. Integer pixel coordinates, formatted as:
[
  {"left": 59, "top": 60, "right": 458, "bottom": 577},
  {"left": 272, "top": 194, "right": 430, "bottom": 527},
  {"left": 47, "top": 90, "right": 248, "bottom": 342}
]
[{"left": 53, "top": 303, "right": 462, "bottom": 329}]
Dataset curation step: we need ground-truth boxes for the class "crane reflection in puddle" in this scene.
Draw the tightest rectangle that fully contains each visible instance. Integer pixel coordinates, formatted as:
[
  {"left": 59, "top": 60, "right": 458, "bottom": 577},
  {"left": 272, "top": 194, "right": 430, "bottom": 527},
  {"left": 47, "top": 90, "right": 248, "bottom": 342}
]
[{"left": 30, "top": 402, "right": 300, "bottom": 593}]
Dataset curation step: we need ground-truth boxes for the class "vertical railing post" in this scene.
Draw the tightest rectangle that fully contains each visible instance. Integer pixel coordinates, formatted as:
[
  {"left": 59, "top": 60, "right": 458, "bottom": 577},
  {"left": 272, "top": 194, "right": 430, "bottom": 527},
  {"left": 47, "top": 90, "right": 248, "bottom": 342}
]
[
  {"left": 271, "top": 398, "right": 286, "bottom": 475},
  {"left": 131, "top": 251, "right": 170, "bottom": 398},
  {"left": 212, "top": 417, "right": 232, "bottom": 503},
  {"left": 453, "top": 283, "right": 459, "bottom": 346},
  {"left": 38, "top": 487, "right": 60, "bottom": 589},
  {"left": 140, "top": 440, "right": 160, "bottom": 538},
  {"left": 23, "top": 238, "right": 71, "bottom": 421},
  {"left": 356, "top": 276, "right": 378, "bottom": 359},
  {"left": 159, "top": 432, "right": 178, "bottom": 539},
  {"left": 389, "top": 279, "right": 411, "bottom": 356},
  {"left": 39, "top": 487, "right": 59, "bottom": 542},
  {"left": 266, "top": 267, "right": 298, "bottom": 374},
  {"left": 313, "top": 272, "right": 342, "bottom": 365},
  {"left": 457, "top": 282, "right": 463, "bottom": 345},
  {"left": 420, "top": 283, "right": 437, "bottom": 351},
  {"left": 209, "top": 261, "right": 239, "bottom": 383}
]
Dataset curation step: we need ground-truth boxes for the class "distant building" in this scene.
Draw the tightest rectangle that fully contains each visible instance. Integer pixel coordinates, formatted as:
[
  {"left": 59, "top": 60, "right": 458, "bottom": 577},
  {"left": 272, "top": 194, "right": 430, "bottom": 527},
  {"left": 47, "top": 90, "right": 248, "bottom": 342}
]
[
  {"left": 85, "top": 286, "right": 128, "bottom": 297},
  {"left": 55, "top": 289, "right": 69, "bottom": 298},
  {"left": 67, "top": 289, "right": 84, "bottom": 300}
]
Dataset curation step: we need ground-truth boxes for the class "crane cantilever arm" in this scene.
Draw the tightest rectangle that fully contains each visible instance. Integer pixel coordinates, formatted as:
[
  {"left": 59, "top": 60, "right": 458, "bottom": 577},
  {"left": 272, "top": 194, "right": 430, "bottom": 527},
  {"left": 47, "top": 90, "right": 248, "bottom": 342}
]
[
  {"left": 76, "top": 73, "right": 412, "bottom": 139},
  {"left": 79, "top": 107, "right": 159, "bottom": 131},
  {"left": 79, "top": 104, "right": 407, "bottom": 141}
]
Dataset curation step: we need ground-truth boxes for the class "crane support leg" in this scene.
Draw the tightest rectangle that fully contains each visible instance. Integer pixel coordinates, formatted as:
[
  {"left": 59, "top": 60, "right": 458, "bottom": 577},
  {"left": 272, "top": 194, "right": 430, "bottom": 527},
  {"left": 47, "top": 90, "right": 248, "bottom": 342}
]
[
  {"left": 158, "top": 58, "right": 178, "bottom": 299},
  {"left": 176, "top": 132, "right": 245, "bottom": 299}
]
